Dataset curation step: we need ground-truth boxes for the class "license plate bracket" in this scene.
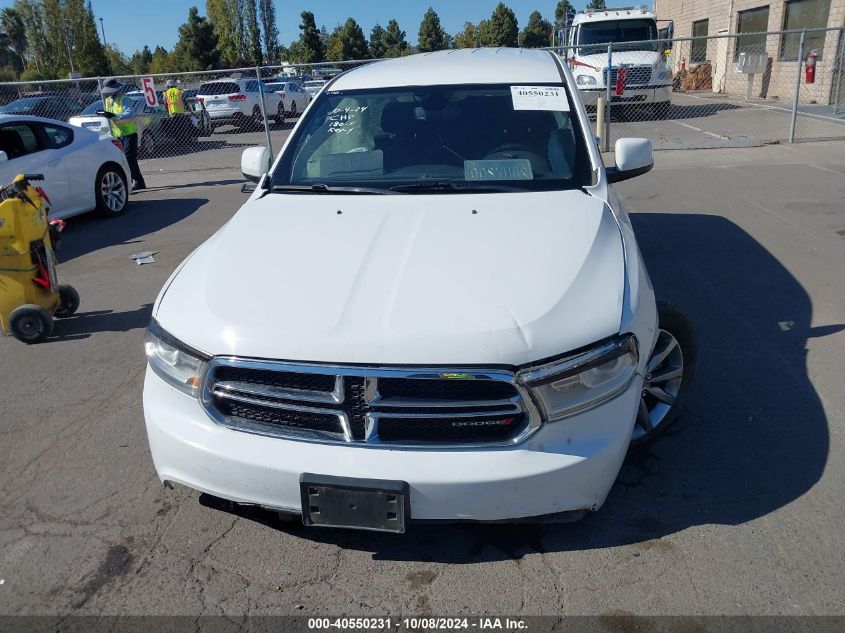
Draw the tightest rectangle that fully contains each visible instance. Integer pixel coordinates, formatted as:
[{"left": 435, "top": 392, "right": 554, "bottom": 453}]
[{"left": 300, "top": 474, "right": 409, "bottom": 533}]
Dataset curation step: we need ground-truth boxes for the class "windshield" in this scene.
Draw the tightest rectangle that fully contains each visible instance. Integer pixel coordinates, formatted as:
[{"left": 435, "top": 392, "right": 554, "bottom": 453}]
[
  {"left": 198, "top": 82, "right": 240, "bottom": 96},
  {"left": 272, "top": 83, "right": 591, "bottom": 193},
  {"left": 577, "top": 19, "right": 659, "bottom": 54},
  {"left": 1, "top": 98, "right": 44, "bottom": 112},
  {"left": 79, "top": 97, "right": 139, "bottom": 115}
]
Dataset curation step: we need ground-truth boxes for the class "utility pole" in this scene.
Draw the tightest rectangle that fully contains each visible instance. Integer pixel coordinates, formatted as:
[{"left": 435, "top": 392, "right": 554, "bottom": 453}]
[
  {"left": 62, "top": 19, "right": 76, "bottom": 76},
  {"left": 100, "top": 17, "right": 112, "bottom": 75}
]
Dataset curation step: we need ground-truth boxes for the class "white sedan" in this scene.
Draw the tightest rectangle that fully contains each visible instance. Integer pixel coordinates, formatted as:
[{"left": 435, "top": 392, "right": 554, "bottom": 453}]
[
  {"left": 0, "top": 114, "right": 132, "bottom": 218},
  {"left": 265, "top": 81, "right": 310, "bottom": 117}
]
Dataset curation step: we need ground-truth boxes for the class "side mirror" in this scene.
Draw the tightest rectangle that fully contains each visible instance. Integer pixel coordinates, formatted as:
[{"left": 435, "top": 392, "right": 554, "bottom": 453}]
[
  {"left": 606, "top": 138, "right": 654, "bottom": 183},
  {"left": 241, "top": 146, "right": 272, "bottom": 183},
  {"left": 0, "top": 150, "right": 8, "bottom": 163}
]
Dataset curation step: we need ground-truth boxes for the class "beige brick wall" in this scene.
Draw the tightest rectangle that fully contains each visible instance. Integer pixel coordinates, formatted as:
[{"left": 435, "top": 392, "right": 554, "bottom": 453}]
[{"left": 655, "top": 0, "right": 845, "bottom": 104}]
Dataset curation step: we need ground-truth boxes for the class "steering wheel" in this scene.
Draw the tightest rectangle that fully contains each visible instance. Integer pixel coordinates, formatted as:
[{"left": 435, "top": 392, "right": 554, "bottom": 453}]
[{"left": 484, "top": 143, "right": 535, "bottom": 157}]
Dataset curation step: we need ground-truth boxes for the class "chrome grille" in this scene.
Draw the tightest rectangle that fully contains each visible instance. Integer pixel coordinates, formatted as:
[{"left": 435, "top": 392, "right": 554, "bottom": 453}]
[
  {"left": 604, "top": 65, "right": 654, "bottom": 86},
  {"left": 201, "top": 358, "right": 538, "bottom": 447}
]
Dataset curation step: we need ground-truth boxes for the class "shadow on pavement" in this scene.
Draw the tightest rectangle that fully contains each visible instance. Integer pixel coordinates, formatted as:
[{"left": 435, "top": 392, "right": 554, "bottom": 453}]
[
  {"left": 200, "top": 213, "right": 831, "bottom": 562},
  {"left": 58, "top": 197, "right": 207, "bottom": 262},
  {"left": 49, "top": 304, "right": 153, "bottom": 341},
  {"left": 141, "top": 139, "right": 253, "bottom": 160},
  {"left": 615, "top": 101, "right": 742, "bottom": 122}
]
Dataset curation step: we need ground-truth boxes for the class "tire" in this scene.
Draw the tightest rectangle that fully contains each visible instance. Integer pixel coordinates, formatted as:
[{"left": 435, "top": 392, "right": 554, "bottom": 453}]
[
  {"left": 249, "top": 106, "right": 263, "bottom": 130},
  {"left": 650, "top": 101, "right": 671, "bottom": 120},
  {"left": 290, "top": 101, "right": 297, "bottom": 117},
  {"left": 9, "top": 304, "right": 54, "bottom": 343},
  {"left": 95, "top": 165, "right": 128, "bottom": 217},
  {"left": 140, "top": 132, "right": 155, "bottom": 157},
  {"left": 274, "top": 102, "right": 285, "bottom": 124},
  {"left": 55, "top": 284, "right": 80, "bottom": 318},
  {"left": 630, "top": 300, "right": 697, "bottom": 447}
]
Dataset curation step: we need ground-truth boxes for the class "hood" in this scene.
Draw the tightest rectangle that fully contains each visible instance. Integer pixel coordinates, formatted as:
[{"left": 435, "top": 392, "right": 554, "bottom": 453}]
[
  {"left": 575, "top": 50, "right": 665, "bottom": 71},
  {"left": 155, "top": 191, "right": 625, "bottom": 366}
]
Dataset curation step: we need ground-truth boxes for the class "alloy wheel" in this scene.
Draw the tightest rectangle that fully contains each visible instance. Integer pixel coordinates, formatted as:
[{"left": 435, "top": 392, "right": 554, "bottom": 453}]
[
  {"left": 101, "top": 171, "right": 127, "bottom": 212},
  {"left": 633, "top": 328, "right": 685, "bottom": 441}
]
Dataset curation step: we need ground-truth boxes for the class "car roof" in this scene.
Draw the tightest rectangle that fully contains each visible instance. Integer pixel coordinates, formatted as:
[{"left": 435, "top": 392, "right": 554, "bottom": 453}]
[
  {"left": 331, "top": 48, "right": 561, "bottom": 91},
  {"left": 571, "top": 8, "right": 656, "bottom": 25},
  {"left": 0, "top": 114, "right": 74, "bottom": 124}
]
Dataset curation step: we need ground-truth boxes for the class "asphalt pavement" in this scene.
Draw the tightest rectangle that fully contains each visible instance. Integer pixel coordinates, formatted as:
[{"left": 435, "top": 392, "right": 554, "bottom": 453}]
[{"left": 0, "top": 133, "right": 843, "bottom": 618}]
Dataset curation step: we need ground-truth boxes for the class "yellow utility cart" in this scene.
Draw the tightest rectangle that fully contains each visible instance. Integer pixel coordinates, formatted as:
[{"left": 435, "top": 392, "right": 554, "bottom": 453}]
[{"left": 0, "top": 174, "right": 79, "bottom": 343}]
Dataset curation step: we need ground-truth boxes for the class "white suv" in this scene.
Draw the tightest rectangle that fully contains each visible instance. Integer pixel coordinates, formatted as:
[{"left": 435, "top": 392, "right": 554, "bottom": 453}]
[
  {"left": 196, "top": 77, "right": 283, "bottom": 130},
  {"left": 144, "top": 49, "right": 695, "bottom": 532}
]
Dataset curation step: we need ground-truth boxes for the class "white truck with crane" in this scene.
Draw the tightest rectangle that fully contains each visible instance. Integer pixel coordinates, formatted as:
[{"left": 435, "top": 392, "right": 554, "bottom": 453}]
[{"left": 566, "top": 6, "right": 673, "bottom": 118}]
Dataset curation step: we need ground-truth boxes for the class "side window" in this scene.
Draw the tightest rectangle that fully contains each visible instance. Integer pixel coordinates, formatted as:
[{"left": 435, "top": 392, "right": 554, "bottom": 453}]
[
  {"left": 0, "top": 124, "right": 42, "bottom": 159},
  {"left": 41, "top": 124, "right": 74, "bottom": 149},
  {"left": 245, "top": 81, "right": 258, "bottom": 93}
]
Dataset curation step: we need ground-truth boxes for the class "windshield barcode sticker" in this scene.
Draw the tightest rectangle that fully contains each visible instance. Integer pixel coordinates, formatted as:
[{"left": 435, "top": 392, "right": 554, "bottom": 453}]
[{"left": 511, "top": 86, "right": 569, "bottom": 111}]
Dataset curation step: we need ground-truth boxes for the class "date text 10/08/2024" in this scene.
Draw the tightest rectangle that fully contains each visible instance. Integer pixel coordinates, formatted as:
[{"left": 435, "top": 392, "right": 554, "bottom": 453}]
[{"left": 307, "top": 617, "right": 529, "bottom": 630}]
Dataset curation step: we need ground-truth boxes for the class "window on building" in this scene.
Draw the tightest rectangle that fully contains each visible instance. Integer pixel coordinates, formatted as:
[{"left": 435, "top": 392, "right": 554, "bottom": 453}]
[
  {"left": 691, "top": 19, "right": 709, "bottom": 63},
  {"left": 780, "top": 0, "right": 831, "bottom": 60},
  {"left": 734, "top": 6, "right": 770, "bottom": 61}
]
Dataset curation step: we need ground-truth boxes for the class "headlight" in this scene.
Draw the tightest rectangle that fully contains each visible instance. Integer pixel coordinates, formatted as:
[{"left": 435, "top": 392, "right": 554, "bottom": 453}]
[
  {"left": 145, "top": 319, "right": 208, "bottom": 397},
  {"left": 517, "top": 335, "right": 638, "bottom": 421},
  {"left": 576, "top": 74, "right": 598, "bottom": 86}
]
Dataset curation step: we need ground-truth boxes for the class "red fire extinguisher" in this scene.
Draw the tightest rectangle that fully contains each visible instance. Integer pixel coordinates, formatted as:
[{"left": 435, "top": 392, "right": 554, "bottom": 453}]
[
  {"left": 615, "top": 66, "right": 626, "bottom": 97},
  {"left": 805, "top": 50, "right": 818, "bottom": 84},
  {"left": 680, "top": 57, "right": 686, "bottom": 72}
]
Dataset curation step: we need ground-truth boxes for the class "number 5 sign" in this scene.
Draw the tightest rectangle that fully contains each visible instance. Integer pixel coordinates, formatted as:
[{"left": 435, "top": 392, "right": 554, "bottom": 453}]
[{"left": 142, "top": 77, "right": 158, "bottom": 107}]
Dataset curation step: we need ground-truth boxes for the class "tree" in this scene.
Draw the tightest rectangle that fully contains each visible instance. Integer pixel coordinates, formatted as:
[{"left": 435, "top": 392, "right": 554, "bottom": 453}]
[
  {"left": 486, "top": 3, "right": 518, "bottom": 47},
  {"left": 244, "top": 0, "right": 262, "bottom": 64},
  {"left": 104, "top": 44, "right": 130, "bottom": 75},
  {"left": 454, "top": 21, "right": 483, "bottom": 48},
  {"left": 148, "top": 45, "right": 171, "bottom": 74},
  {"left": 41, "top": 0, "right": 66, "bottom": 76},
  {"left": 129, "top": 45, "right": 153, "bottom": 74},
  {"left": 258, "top": 0, "right": 278, "bottom": 63},
  {"left": 382, "top": 19, "right": 409, "bottom": 57},
  {"left": 13, "top": 0, "right": 47, "bottom": 73},
  {"left": 586, "top": 0, "right": 607, "bottom": 10},
  {"left": 1, "top": 8, "right": 27, "bottom": 70},
  {"left": 326, "top": 18, "right": 368, "bottom": 61},
  {"left": 521, "top": 11, "right": 552, "bottom": 48},
  {"left": 297, "top": 11, "right": 324, "bottom": 63},
  {"left": 418, "top": 7, "right": 447, "bottom": 52},
  {"left": 369, "top": 23, "right": 386, "bottom": 59},
  {"left": 63, "top": 0, "right": 109, "bottom": 76},
  {"left": 171, "top": 7, "right": 219, "bottom": 71},
  {"left": 325, "top": 25, "right": 342, "bottom": 62}
]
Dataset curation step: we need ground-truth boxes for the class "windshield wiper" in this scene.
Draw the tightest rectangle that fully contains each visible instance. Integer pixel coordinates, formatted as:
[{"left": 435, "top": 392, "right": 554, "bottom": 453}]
[
  {"left": 390, "top": 182, "right": 525, "bottom": 194},
  {"left": 271, "top": 183, "right": 395, "bottom": 195}
]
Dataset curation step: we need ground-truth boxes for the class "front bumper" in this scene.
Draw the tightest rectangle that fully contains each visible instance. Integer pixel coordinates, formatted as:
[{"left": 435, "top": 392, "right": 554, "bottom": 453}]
[
  {"left": 579, "top": 85, "right": 671, "bottom": 107},
  {"left": 143, "top": 367, "right": 642, "bottom": 522}
]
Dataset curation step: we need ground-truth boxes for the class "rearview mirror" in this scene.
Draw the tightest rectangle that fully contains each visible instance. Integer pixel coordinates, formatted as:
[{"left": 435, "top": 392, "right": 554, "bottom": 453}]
[
  {"left": 241, "top": 146, "right": 272, "bottom": 183},
  {"left": 606, "top": 138, "right": 654, "bottom": 183},
  {"left": 0, "top": 150, "right": 7, "bottom": 163}
]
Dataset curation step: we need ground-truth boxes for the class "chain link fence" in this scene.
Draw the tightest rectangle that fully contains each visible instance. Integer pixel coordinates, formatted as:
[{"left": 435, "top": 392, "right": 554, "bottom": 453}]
[
  {"left": 0, "top": 60, "right": 376, "bottom": 173},
  {"left": 0, "top": 31, "right": 842, "bottom": 178},
  {"left": 552, "top": 26, "right": 845, "bottom": 150}
]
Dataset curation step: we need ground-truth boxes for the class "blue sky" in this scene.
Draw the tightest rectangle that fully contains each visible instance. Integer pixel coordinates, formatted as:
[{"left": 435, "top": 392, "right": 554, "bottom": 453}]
[{"left": 0, "top": 0, "right": 645, "bottom": 56}]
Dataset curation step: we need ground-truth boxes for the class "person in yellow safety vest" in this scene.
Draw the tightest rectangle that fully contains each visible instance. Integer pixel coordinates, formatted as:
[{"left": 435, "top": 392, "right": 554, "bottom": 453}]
[
  {"left": 164, "top": 80, "right": 185, "bottom": 116},
  {"left": 101, "top": 78, "right": 146, "bottom": 191}
]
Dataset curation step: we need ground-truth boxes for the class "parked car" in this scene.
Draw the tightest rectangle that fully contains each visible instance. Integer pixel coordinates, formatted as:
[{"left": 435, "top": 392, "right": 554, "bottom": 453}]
[
  {"left": 301, "top": 79, "right": 328, "bottom": 98},
  {"left": 68, "top": 93, "right": 204, "bottom": 157},
  {"left": 264, "top": 81, "right": 310, "bottom": 117},
  {"left": 144, "top": 48, "right": 695, "bottom": 532},
  {"left": 0, "top": 95, "right": 83, "bottom": 121},
  {"left": 0, "top": 114, "right": 131, "bottom": 218},
  {"left": 195, "top": 78, "right": 283, "bottom": 130}
]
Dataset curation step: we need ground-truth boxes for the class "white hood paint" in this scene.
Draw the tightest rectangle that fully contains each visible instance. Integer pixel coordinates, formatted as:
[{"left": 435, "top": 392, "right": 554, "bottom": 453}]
[{"left": 155, "top": 191, "right": 625, "bottom": 366}]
